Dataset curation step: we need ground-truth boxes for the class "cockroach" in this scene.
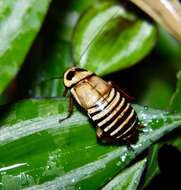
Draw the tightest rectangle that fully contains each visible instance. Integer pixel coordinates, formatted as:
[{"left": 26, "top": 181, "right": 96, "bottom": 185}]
[
  {"left": 63, "top": 67, "right": 141, "bottom": 143},
  {"left": 60, "top": 2, "right": 145, "bottom": 144},
  {"left": 39, "top": 2, "right": 147, "bottom": 143}
]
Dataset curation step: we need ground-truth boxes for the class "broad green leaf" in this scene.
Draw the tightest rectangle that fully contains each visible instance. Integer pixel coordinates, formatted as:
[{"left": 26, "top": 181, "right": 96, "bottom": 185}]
[
  {"left": 0, "top": 0, "right": 51, "bottom": 95},
  {"left": 170, "top": 71, "right": 181, "bottom": 112},
  {"left": 0, "top": 98, "right": 181, "bottom": 189},
  {"left": 73, "top": 2, "right": 157, "bottom": 75},
  {"left": 101, "top": 159, "right": 146, "bottom": 190}
]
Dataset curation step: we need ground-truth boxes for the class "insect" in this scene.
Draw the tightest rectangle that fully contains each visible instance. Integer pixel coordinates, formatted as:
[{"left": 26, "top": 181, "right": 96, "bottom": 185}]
[
  {"left": 37, "top": 2, "right": 144, "bottom": 143},
  {"left": 63, "top": 67, "right": 141, "bottom": 143}
]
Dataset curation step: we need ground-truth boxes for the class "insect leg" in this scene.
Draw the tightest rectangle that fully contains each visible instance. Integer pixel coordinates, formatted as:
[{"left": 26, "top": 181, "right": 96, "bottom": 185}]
[
  {"left": 108, "top": 81, "right": 134, "bottom": 102},
  {"left": 126, "top": 143, "right": 135, "bottom": 152},
  {"left": 63, "top": 87, "right": 68, "bottom": 97},
  {"left": 137, "top": 124, "right": 145, "bottom": 133},
  {"left": 96, "top": 127, "right": 114, "bottom": 144},
  {"left": 59, "top": 94, "right": 74, "bottom": 123},
  {"left": 68, "top": 94, "right": 74, "bottom": 114}
]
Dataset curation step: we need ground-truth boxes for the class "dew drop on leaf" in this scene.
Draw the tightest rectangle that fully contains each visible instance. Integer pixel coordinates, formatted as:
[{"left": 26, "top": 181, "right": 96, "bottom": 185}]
[{"left": 144, "top": 106, "right": 148, "bottom": 110}]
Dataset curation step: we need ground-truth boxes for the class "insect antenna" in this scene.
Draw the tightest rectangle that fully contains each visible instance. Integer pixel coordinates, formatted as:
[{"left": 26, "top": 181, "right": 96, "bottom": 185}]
[{"left": 34, "top": 76, "right": 63, "bottom": 87}]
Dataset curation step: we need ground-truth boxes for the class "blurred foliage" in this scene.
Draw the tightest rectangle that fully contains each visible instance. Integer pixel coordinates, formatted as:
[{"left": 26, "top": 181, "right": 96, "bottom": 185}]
[
  {"left": 101, "top": 159, "right": 147, "bottom": 190},
  {"left": 170, "top": 70, "right": 181, "bottom": 112},
  {"left": 0, "top": 0, "right": 181, "bottom": 190},
  {"left": 0, "top": 0, "right": 51, "bottom": 95}
]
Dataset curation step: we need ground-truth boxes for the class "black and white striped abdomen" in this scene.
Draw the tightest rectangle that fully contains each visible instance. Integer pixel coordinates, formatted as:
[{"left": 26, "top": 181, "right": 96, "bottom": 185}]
[{"left": 87, "top": 87, "right": 138, "bottom": 140}]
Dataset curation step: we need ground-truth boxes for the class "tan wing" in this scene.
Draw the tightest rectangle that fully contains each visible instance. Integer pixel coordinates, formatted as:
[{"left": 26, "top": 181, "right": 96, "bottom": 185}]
[{"left": 71, "top": 75, "right": 111, "bottom": 109}]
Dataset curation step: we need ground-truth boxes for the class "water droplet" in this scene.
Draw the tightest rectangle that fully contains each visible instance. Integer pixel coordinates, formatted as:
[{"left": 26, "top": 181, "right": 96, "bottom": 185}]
[
  {"left": 144, "top": 106, "right": 148, "bottom": 110},
  {"left": 72, "top": 178, "right": 75, "bottom": 183},
  {"left": 134, "top": 180, "right": 138, "bottom": 186},
  {"left": 120, "top": 152, "right": 127, "bottom": 162},
  {"left": 156, "top": 119, "right": 159, "bottom": 123},
  {"left": 116, "top": 161, "right": 121, "bottom": 166},
  {"left": 143, "top": 126, "right": 153, "bottom": 133},
  {"left": 132, "top": 143, "right": 143, "bottom": 150},
  {"left": 152, "top": 115, "right": 157, "bottom": 119},
  {"left": 163, "top": 117, "right": 172, "bottom": 124},
  {"left": 143, "top": 123, "right": 148, "bottom": 127}
]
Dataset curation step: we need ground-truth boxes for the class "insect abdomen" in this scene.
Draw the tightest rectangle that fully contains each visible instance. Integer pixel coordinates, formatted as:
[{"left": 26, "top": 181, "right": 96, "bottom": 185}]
[{"left": 88, "top": 87, "right": 138, "bottom": 141}]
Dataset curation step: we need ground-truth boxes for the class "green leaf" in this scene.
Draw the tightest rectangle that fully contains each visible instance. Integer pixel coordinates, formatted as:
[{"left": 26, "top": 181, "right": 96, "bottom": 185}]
[
  {"left": 73, "top": 2, "right": 157, "bottom": 75},
  {"left": 0, "top": 98, "right": 181, "bottom": 189},
  {"left": 169, "top": 134, "right": 181, "bottom": 152},
  {"left": 170, "top": 71, "right": 181, "bottom": 112},
  {"left": 101, "top": 159, "right": 146, "bottom": 190},
  {"left": 143, "top": 144, "right": 161, "bottom": 188},
  {"left": 156, "top": 26, "right": 181, "bottom": 65},
  {"left": 0, "top": 0, "right": 51, "bottom": 95}
]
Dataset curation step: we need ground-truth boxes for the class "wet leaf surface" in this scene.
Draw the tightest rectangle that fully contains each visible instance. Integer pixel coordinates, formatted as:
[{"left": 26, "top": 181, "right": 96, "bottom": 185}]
[{"left": 0, "top": 98, "right": 181, "bottom": 189}]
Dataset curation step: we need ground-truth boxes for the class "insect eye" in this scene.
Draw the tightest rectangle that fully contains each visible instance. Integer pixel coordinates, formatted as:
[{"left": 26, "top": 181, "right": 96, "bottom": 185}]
[{"left": 66, "top": 71, "right": 75, "bottom": 80}]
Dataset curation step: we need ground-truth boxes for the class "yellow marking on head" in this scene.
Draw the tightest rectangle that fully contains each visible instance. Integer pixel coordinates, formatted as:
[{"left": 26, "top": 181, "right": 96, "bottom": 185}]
[{"left": 64, "top": 67, "right": 93, "bottom": 88}]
